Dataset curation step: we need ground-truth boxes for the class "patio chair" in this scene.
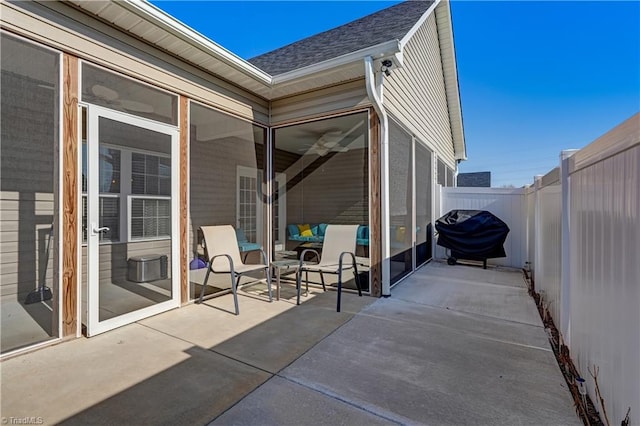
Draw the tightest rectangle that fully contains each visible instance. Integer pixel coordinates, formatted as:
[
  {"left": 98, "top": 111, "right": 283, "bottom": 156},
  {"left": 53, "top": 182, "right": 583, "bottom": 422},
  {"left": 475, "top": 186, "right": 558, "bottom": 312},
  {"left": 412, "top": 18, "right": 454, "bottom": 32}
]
[
  {"left": 296, "top": 224, "right": 362, "bottom": 312},
  {"left": 197, "top": 225, "right": 272, "bottom": 315}
]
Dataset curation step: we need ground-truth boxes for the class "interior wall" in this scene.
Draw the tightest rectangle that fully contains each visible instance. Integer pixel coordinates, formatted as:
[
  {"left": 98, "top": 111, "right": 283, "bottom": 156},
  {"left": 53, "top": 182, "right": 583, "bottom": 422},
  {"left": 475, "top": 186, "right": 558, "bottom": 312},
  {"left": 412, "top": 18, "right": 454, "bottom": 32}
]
[
  {"left": 284, "top": 148, "right": 369, "bottom": 226},
  {"left": 189, "top": 137, "right": 263, "bottom": 253}
]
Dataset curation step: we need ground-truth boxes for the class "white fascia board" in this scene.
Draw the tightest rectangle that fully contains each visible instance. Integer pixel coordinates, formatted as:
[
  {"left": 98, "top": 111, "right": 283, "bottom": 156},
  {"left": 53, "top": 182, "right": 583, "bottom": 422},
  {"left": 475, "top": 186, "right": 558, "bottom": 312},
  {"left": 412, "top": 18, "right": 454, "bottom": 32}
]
[
  {"left": 435, "top": 1, "right": 466, "bottom": 161},
  {"left": 272, "top": 40, "right": 403, "bottom": 85},
  {"left": 399, "top": 0, "right": 441, "bottom": 48},
  {"left": 120, "top": 0, "right": 272, "bottom": 85}
]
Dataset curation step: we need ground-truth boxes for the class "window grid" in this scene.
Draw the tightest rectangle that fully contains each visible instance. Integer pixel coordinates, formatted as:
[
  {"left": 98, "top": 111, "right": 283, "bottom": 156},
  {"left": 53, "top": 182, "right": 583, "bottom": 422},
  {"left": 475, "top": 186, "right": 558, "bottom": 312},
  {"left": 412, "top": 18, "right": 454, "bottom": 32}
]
[
  {"left": 130, "top": 197, "right": 171, "bottom": 240},
  {"left": 239, "top": 175, "right": 257, "bottom": 242},
  {"left": 82, "top": 144, "right": 171, "bottom": 243},
  {"left": 132, "top": 153, "right": 171, "bottom": 196}
]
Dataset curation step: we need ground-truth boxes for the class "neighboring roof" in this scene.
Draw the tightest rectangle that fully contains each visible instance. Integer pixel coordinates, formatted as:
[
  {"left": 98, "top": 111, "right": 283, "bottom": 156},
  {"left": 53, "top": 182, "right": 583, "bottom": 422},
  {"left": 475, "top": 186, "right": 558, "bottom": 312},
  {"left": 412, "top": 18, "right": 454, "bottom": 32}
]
[
  {"left": 249, "top": 1, "right": 435, "bottom": 75},
  {"left": 457, "top": 172, "right": 491, "bottom": 188}
]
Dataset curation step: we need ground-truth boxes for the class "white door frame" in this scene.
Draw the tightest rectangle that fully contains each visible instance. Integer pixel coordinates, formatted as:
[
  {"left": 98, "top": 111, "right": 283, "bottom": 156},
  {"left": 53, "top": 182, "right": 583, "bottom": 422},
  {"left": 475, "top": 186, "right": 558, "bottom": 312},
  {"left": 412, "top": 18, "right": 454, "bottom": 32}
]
[{"left": 86, "top": 105, "right": 180, "bottom": 336}]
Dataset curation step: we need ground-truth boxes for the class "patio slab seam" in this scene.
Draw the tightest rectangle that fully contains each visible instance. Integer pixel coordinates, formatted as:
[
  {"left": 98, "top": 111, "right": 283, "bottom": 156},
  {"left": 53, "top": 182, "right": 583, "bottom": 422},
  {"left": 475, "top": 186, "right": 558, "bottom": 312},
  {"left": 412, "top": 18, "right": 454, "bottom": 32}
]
[
  {"left": 386, "top": 295, "right": 545, "bottom": 329},
  {"left": 397, "top": 275, "right": 529, "bottom": 291},
  {"left": 354, "top": 309, "right": 552, "bottom": 354},
  {"left": 206, "top": 301, "right": 370, "bottom": 423},
  {"left": 273, "top": 374, "right": 411, "bottom": 425}
]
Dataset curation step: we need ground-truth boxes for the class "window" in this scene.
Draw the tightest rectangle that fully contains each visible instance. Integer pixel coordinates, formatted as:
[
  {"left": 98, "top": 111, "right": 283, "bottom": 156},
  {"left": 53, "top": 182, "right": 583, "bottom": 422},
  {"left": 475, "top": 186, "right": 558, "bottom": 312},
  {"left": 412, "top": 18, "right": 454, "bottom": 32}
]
[
  {"left": 237, "top": 168, "right": 259, "bottom": 243},
  {"left": 130, "top": 198, "right": 171, "bottom": 239},
  {"left": 130, "top": 152, "right": 171, "bottom": 240},
  {"left": 437, "top": 158, "right": 446, "bottom": 186},
  {"left": 437, "top": 158, "right": 456, "bottom": 187},
  {"left": 132, "top": 153, "right": 171, "bottom": 196},
  {"left": 82, "top": 143, "right": 171, "bottom": 242},
  {"left": 82, "top": 144, "right": 122, "bottom": 242}
]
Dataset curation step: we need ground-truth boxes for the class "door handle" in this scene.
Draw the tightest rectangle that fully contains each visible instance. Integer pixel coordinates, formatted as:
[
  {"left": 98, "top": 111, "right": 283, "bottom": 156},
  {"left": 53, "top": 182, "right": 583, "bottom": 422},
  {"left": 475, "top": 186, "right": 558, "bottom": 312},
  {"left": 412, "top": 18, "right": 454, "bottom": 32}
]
[{"left": 92, "top": 225, "right": 110, "bottom": 235}]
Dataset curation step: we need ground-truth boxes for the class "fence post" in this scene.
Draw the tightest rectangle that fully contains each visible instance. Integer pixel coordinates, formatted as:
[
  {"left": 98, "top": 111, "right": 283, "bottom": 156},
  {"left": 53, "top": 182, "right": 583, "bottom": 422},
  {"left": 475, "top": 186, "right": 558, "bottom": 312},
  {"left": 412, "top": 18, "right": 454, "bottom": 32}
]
[
  {"left": 533, "top": 175, "right": 543, "bottom": 285},
  {"left": 560, "top": 149, "right": 578, "bottom": 346}
]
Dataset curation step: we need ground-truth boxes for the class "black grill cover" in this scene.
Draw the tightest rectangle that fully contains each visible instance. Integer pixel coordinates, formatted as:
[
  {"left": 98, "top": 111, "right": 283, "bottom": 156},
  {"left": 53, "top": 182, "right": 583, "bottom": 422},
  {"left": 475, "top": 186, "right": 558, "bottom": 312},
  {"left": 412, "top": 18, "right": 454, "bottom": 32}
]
[{"left": 435, "top": 210, "right": 510, "bottom": 259}]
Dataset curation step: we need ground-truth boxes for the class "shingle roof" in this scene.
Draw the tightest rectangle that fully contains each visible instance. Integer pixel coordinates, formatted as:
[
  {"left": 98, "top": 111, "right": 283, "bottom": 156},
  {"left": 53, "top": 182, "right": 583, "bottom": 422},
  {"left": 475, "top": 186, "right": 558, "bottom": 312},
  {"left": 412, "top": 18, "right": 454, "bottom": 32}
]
[{"left": 248, "top": 0, "right": 435, "bottom": 75}]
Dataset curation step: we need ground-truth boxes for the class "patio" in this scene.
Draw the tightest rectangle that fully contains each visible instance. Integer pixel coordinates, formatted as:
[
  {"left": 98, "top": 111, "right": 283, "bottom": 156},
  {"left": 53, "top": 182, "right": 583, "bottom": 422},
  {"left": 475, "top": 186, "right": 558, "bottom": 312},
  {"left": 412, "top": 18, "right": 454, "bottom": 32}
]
[{"left": 0, "top": 261, "right": 579, "bottom": 425}]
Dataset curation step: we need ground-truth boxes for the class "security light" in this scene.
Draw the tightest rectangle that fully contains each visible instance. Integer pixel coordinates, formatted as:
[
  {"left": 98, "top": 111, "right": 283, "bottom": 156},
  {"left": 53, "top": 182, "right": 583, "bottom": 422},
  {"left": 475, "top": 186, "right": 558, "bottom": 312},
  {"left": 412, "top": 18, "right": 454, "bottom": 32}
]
[{"left": 381, "top": 59, "right": 393, "bottom": 76}]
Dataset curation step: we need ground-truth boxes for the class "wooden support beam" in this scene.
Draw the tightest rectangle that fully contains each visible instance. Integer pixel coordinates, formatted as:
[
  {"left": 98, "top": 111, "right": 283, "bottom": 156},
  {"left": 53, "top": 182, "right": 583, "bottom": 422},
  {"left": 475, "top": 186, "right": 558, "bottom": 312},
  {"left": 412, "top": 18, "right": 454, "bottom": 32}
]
[
  {"left": 180, "top": 95, "right": 189, "bottom": 304},
  {"left": 62, "top": 54, "right": 78, "bottom": 336}
]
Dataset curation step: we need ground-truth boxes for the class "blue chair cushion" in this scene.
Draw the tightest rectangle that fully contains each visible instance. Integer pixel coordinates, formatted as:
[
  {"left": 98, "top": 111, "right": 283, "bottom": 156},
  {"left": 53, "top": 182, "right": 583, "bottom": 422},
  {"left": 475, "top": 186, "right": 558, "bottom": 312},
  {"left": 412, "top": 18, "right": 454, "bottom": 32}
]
[
  {"left": 358, "top": 225, "right": 369, "bottom": 240},
  {"left": 317, "top": 223, "right": 328, "bottom": 237},
  {"left": 236, "top": 228, "right": 248, "bottom": 243},
  {"left": 288, "top": 224, "right": 300, "bottom": 237},
  {"left": 238, "top": 241, "right": 261, "bottom": 252}
]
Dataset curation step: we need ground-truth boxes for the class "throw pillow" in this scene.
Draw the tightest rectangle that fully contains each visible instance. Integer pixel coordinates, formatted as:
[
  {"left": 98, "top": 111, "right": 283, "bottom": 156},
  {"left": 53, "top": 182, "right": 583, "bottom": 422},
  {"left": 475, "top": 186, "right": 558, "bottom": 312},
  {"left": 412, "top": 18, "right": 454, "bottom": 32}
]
[{"left": 298, "top": 223, "right": 313, "bottom": 237}]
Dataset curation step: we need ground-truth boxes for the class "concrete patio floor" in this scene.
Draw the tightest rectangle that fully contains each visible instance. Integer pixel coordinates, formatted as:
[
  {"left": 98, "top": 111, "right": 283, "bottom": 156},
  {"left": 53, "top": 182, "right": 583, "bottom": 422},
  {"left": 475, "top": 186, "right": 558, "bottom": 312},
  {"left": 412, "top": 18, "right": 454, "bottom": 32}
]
[{"left": 1, "top": 261, "right": 580, "bottom": 425}]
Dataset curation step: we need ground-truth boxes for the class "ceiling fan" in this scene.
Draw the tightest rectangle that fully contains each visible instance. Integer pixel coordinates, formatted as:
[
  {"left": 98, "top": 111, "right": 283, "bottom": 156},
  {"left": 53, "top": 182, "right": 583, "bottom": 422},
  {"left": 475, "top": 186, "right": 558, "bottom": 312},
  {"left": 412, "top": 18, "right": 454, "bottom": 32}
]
[
  {"left": 299, "top": 130, "right": 349, "bottom": 156},
  {"left": 89, "top": 84, "right": 154, "bottom": 114}
]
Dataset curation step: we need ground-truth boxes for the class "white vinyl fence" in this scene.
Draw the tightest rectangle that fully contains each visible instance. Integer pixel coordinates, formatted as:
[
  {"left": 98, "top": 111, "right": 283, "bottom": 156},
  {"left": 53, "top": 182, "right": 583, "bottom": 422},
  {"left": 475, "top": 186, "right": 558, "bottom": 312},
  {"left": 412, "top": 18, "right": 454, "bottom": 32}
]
[
  {"left": 534, "top": 168, "right": 562, "bottom": 326},
  {"left": 566, "top": 115, "right": 639, "bottom": 424},
  {"left": 440, "top": 113, "right": 639, "bottom": 424}
]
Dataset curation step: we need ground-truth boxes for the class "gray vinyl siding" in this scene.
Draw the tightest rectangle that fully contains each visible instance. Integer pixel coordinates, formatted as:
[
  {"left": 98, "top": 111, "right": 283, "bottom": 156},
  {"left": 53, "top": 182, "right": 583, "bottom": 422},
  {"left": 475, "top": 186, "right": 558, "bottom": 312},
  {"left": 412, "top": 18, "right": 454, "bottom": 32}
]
[
  {"left": 270, "top": 80, "right": 370, "bottom": 125},
  {"left": 384, "top": 13, "right": 456, "bottom": 168},
  {"left": 285, "top": 148, "right": 369, "bottom": 226},
  {"left": 80, "top": 240, "right": 172, "bottom": 289},
  {"left": 189, "top": 137, "right": 264, "bottom": 254},
  {"left": 0, "top": 195, "right": 55, "bottom": 297},
  {"left": 1, "top": 1, "right": 269, "bottom": 123},
  {"left": 1, "top": 53, "right": 58, "bottom": 299}
]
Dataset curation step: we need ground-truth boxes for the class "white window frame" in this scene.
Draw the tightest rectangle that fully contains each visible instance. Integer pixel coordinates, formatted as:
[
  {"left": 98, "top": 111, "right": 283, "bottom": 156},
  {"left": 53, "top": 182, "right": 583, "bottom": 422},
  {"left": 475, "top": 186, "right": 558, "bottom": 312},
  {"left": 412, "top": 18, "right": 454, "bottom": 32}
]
[
  {"left": 236, "top": 165, "right": 263, "bottom": 245},
  {"left": 81, "top": 143, "right": 172, "bottom": 245},
  {"left": 236, "top": 166, "right": 287, "bottom": 247},
  {"left": 128, "top": 195, "right": 172, "bottom": 242}
]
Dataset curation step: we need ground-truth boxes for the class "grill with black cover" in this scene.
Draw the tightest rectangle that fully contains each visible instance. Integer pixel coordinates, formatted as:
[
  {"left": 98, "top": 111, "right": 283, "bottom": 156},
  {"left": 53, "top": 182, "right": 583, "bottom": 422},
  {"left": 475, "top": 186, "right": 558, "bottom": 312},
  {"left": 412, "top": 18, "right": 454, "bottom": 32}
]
[{"left": 435, "top": 210, "right": 510, "bottom": 269}]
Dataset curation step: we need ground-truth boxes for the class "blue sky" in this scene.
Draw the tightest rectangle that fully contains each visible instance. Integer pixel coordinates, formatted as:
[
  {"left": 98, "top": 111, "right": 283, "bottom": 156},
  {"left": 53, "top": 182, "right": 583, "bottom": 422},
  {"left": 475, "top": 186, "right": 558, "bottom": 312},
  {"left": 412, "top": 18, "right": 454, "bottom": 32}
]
[{"left": 151, "top": 1, "right": 639, "bottom": 187}]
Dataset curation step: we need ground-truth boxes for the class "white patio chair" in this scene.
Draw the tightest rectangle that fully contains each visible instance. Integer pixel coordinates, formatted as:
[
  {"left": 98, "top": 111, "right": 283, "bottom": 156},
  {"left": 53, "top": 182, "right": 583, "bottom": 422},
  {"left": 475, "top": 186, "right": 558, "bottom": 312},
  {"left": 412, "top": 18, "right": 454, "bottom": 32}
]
[
  {"left": 296, "top": 224, "right": 362, "bottom": 312},
  {"left": 197, "top": 225, "right": 272, "bottom": 315}
]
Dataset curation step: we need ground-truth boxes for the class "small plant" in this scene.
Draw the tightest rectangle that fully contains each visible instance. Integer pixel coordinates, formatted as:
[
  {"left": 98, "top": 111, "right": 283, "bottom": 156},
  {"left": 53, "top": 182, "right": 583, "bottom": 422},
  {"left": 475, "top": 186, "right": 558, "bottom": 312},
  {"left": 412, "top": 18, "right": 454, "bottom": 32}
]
[
  {"left": 588, "top": 365, "right": 610, "bottom": 426},
  {"left": 621, "top": 407, "right": 631, "bottom": 426}
]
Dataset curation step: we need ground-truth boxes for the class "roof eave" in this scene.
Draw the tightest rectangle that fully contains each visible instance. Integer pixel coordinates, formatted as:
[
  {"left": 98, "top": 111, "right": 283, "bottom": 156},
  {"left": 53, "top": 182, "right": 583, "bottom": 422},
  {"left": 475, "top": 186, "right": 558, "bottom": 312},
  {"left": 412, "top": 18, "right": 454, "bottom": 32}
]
[
  {"left": 399, "top": 0, "right": 441, "bottom": 48},
  {"left": 117, "top": 0, "right": 273, "bottom": 85},
  {"left": 433, "top": 1, "right": 467, "bottom": 161},
  {"left": 271, "top": 39, "right": 403, "bottom": 85}
]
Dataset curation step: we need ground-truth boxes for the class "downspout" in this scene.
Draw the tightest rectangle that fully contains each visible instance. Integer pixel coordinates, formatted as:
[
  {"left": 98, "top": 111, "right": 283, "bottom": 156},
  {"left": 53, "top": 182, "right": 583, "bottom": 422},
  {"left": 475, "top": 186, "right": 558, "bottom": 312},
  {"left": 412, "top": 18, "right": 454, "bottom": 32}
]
[{"left": 364, "top": 57, "right": 391, "bottom": 297}]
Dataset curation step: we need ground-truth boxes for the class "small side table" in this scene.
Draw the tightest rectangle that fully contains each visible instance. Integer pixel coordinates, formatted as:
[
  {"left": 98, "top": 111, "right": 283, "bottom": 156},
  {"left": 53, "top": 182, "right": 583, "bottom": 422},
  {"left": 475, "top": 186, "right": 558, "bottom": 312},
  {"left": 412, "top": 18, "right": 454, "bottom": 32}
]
[{"left": 271, "top": 259, "right": 300, "bottom": 300}]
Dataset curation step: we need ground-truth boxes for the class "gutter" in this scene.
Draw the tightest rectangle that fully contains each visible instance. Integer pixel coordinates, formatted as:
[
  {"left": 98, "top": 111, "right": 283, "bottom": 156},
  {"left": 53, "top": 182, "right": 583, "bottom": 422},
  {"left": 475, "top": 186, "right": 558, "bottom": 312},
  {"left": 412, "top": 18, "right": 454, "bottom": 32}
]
[{"left": 364, "top": 56, "right": 391, "bottom": 297}]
